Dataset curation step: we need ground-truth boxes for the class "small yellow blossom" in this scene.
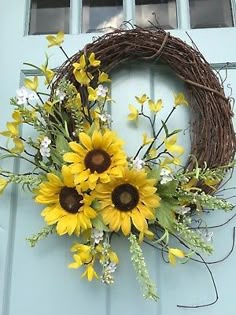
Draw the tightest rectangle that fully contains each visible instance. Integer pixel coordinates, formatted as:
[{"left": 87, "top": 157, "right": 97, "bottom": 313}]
[
  {"left": 81, "top": 264, "right": 99, "bottom": 281},
  {"left": 96, "top": 244, "right": 119, "bottom": 264},
  {"left": 164, "top": 135, "right": 184, "bottom": 155},
  {"left": 12, "top": 111, "right": 22, "bottom": 123},
  {"left": 0, "top": 177, "right": 8, "bottom": 194},
  {"left": 142, "top": 133, "right": 153, "bottom": 145},
  {"left": 88, "top": 53, "right": 101, "bottom": 67},
  {"left": 46, "top": 31, "right": 64, "bottom": 47},
  {"left": 43, "top": 101, "right": 54, "bottom": 113},
  {"left": 182, "top": 178, "right": 201, "bottom": 192},
  {"left": 160, "top": 156, "right": 182, "bottom": 171},
  {"left": 168, "top": 248, "right": 185, "bottom": 265},
  {"left": 24, "top": 76, "right": 39, "bottom": 92},
  {"left": 139, "top": 229, "right": 154, "bottom": 242},
  {"left": 88, "top": 86, "right": 98, "bottom": 102},
  {"left": 174, "top": 92, "right": 188, "bottom": 107},
  {"left": 0, "top": 122, "right": 24, "bottom": 153},
  {"left": 204, "top": 177, "right": 220, "bottom": 187},
  {"left": 135, "top": 94, "right": 148, "bottom": 105},
  {"left": 73, "top": 69, "right": 93, "bottom": 86},
  {"left": 41, "top": 64, "right": 55, "bottom": 85},
  {"left": 11, "top": 138, "right": 24, "bottom": 153},
  {"left": 148, "top": 99, "right": 163, "bottom": 112},
  {"left": 149, "top": 148, "right": 157, "bottom": 158},
  {"left": 128, "top": 104, "right": 139, "bottom": 121},
  {"left": 76, "top": 93, "right": 82, "bottom": 107},
  {"left": 98, "top": 71, "right": 111, "bottom": 83}
]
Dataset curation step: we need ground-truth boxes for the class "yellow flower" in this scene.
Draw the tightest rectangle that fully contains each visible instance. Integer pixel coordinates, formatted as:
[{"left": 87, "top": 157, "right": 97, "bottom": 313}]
[
  {"left": 204, "top": 177, "right": 220, "bottom": 187},
  {"left": 76, "top": 93, "right": 82, "bottom": 107},
  {"left": 68, "top": 241, "right": 119, "bottom": 282},
  {"left": 43, "top": 101, "right": 55, "bottom": 113},
  {"left": 81, "top": 264, "right": 99, "bottom": 281},
  {"left": 160, "top": 156, "right": 182, "bottom": 171},
  {"left": 149, "top": 148, "right": 157, "bottom": 158},
  {"left": 88, "top": 53, "right": 101, "bottom": 67},
  {"left": 96, "top": 244, "right": 119, "bottom": 264},
  {"left": 128, "top": 104, "right": 139, "bottom": 121},
  {"left": 11, "top": 138, "right": 24, "bottom": 153},
  {"left": 164, "top": 135, "right": 184, "bottom": 155},
  {"left": 142, "top": 133, "right": 153, "bottom": 145},
  {"left": 35, "top": 165, "right": 97, "bottom": 236},
  {"left": 73, "top": 68, "right": 93, "bottom": 86},
  {"left": 168, "top": 248, "right": 185, "bottom": 265},
  {"left": 63, "top": 130, "right": 127, "bottom": 190},
  {"left": 0, "top": 121, "right": 24, "bottom": 153},
  {"left": 41, "top": 64, "right": 55, "bottom": 85},
  {"left": 95, "top": 168, "right": 161, "bottom": 236},
  {"left": 88, "top": 86, "right": 98, "bottom": 102},
  {"left": 174, "top": 92, "right": 188, "bottom": 107},
  {"left": 24, "top": 76, "right": 39, "bottom": 92},
  {"left": 98, "top": 71, "right": 111, "bottom": 83},
  {"left": 135, "top": 94, "right": 148, "bottom": 105},
  {"left": 46, "top": 31, "right": 64, "bottom": 47},
  {"left": 182, "top": 178, "right": 201, "bottom": 192},
  {"left": 148, "top": 99, "right": 163, "bottom": 112},
  {"left": 0, "top": 177, "right": 8, "bottom": 193},
  {"left": 69, "top": 244, "right": 93, "bottom": 269},
  {"left": 72, "top": 55, "right": 86, "bottom": 71},
  {"left": 12, "top": 110, "right": 22, "bottom": 123}
]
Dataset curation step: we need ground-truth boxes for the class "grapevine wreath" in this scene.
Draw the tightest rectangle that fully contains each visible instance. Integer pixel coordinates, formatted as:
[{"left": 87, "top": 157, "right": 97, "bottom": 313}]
[{"left": 0, "top": 27, "right": 236, "bottom": 306}]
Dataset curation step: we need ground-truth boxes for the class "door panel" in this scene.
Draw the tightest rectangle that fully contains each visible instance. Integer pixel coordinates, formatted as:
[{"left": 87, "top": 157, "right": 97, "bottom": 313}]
[{"left": 1, "top": 1, "right": 236, "bottom": 315}]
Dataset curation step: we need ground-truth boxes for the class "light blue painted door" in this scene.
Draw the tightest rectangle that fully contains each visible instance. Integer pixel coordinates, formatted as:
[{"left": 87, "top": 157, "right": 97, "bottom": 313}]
[{"left": 0, "top": 1, "right": 236, "bottom": 315}]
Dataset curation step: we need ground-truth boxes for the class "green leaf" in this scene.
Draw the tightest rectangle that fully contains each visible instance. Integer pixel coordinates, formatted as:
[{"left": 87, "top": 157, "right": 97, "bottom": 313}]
[
  {"left": 167, "top": 129, "right": 182, "bottom": 138},
  {"left": 56, "top": 134, "right": 70, "bottom": 154},
  {"left": 161, "top": 120, "right": 169, "bottom": 137},
  {"left": 157, "top": 180, "right": 178, "bottom": 198},
  {"left": 50, "top": 148, "right": 63, "bottom": 167},
  {"left": 92, "top": 215, "right": 109, "bottom": 232},
  {"left": 91, "top": 199, "right": 101, "bottom": 210},
  {"left": 87, "top": 122, "right": 97, "bottom": 137},
  {"left": 147, "top": 167, "right": 161, "bottom": 184},
  {"left": 23, "top": 62, "right": 42, "bottom": 73},
  {"left": 156, "top": 198, "right": 178, "bottom": 229}
]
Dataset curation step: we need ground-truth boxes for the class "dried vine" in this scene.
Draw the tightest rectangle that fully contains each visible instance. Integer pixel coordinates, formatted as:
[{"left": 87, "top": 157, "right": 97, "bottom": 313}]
[{"left": 53, "top": 28, "right": 236, "bottom": 191}]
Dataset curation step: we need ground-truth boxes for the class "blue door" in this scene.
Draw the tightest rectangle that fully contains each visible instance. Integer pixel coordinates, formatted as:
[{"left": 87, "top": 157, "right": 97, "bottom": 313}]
[{"left": 1, "top": 1, "right": 236, "bottom": 315}]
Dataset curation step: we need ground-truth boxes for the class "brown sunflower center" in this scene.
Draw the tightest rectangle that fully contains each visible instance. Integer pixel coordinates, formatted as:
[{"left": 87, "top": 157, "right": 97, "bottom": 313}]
[
  {"left": 84, "top": 149, "right": 111, "bottom": 173},
  {"left": 59, "top": 187, "right": 83, "bottom": 214},
  {"left": 111, "top": 183, "right": 139, "bottom": 212}
]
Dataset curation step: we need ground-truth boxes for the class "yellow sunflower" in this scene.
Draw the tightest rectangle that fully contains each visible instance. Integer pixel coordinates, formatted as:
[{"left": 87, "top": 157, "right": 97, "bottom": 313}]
[
  {"left": 94, "top": 168, "right": 161, "bottom": 236},
  {"left": 63, "top": 130, "right": 127, "bottom": 189},
  {"left": 35, "top": 165, "right": 97, "bottom": 236}
]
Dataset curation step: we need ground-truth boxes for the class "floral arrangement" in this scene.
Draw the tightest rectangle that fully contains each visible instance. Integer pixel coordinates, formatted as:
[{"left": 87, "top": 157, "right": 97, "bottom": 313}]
[{"left": 0, "top": 31, "right": 235, "bottom": 303}]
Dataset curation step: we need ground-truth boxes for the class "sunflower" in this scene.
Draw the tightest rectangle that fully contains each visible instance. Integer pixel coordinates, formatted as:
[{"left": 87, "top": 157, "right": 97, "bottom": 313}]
[
  {"left": 63, "top": 130, "right": 127, "bottom": 189},
  {"left": 35, "top": 165, "right": 97, "bottom": 236},
  {"left": 94, "top": 168, "right": 161, "bottom": 236}
]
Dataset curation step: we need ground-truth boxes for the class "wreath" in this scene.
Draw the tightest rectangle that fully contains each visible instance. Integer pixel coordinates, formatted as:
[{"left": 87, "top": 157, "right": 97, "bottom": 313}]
[{"left": 0, "top": 28, "right": 235, "bottom": 307}]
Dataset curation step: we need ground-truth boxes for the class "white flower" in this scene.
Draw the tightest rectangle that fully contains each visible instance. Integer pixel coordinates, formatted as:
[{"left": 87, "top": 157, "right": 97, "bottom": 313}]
[
  {"left": 40, "top": 146, "right": 51, "bottom": 157},
  {"left": 160, "top": 168, "right": 171, "bottom": 177},
  {"left": 40, "top": 136, "right": 51, "bottom": 148},
  {"left": 91, "top": 228, "right": 104, "bottom": 244},
  {"left": 132, "top": 158, "right": 145, "bottom": 170},
  {"left": 97, "top": 84, "right": 108, "bottom": 97},
  {"left": 160, "top": 168, "right": 172, "bottom": 184},
  {"left": 175, "top": 206, "right": 191, "bottom": 215},
  {"left": 98, "top": 113, "right": 112, "bottom": 124},
  {"left": 55, "top": 89, "right": 66, "bottom": 101},
  {"left": 16, "top": 87, "right": 38, "bottom": 105},
  {"left": 202, "top": 230, "right": 213, "bottom": 242},
  {"left": 106, "top": 262, "right": 117, "bottom": 273}
]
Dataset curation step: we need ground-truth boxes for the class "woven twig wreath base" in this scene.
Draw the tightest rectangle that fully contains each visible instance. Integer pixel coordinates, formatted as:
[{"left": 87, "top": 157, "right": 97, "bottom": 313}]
[{"left": 54, "top": 28, "right": 236, "bottom": 190}]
